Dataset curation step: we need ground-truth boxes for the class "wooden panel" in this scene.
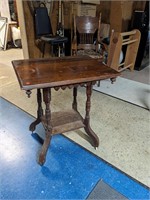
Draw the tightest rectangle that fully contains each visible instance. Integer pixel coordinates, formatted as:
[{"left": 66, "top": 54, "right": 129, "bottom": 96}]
[
  {"left": 110, "top": 1, "right": 134, "bottom": 32},
  {"left": 63, "top": 1, "right": 72, "bottom": 29},
  {"left": 16, "top": 0, "right": 28, "bottom": 58},
  {"left": 97, "top": 1, "right": 110, "bottom": 24},
  {"left": 107, "top": 31, "right": 122, "bottom": 69},
  {"left": 23, "top": 1, "right": 41, "bottom": 58},
  {"left": 50, "top": 1, "right": 59, "bottom": 35},
  {"left": 110, "top": 1, "right": 122, "bottom": 32}
]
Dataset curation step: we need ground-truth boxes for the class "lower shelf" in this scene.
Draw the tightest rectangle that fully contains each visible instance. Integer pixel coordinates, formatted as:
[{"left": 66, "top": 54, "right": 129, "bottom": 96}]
[{"left": 42, "top": 109, "right": 85, "bottom": 135}]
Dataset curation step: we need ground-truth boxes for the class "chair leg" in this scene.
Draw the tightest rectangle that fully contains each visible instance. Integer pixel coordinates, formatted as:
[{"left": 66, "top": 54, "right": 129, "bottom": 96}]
[
  {"left": 59, "top": 43, "right": 65, "bottom": 57},
  {"left": 42, "top": 42, "right": 46, "bottom": 58},
  {"left": 51, "top": 45, "right": 54, "bottom": 57},
  {"left": 57, "top": 43, "right": 65, "bottom": 57},
  {"left": 58, "top": 44, "right": 60, "bottom": 57},
  {"left": 62, "top": 43, "right": 65, "bottom": 57}
]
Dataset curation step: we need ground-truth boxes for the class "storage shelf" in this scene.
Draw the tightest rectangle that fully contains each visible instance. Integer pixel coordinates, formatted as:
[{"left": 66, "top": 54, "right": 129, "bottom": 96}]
[{"left": 42, "top": 109, "right": 85, "bottom": 134}]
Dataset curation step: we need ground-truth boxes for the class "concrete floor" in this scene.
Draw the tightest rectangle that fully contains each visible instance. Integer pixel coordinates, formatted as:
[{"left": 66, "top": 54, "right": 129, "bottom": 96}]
[
  {"left": 0, "top": 48, "right": 150, "bottom": 188},
  {"left": 122, "top": 64, "right": 150, "bottom": 85}
]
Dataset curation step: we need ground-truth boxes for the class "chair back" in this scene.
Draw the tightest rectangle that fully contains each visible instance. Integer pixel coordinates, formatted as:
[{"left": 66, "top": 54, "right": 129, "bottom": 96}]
[
  {"left": 34, "top": 6, "right": 53, "bottom": 37},
  {"left": 74, "top": 14, "right": 101, "bottom": 51}
]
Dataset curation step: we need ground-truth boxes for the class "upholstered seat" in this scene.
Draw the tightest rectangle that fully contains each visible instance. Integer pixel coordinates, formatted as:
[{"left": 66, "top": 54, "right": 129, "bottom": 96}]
[{"left": 34, "top": 5, "right": 68, "bottom": 57}]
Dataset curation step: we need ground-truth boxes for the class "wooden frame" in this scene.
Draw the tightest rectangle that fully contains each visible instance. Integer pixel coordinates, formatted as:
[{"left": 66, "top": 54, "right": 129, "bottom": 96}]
[{"left": 107, "top": 29, "right": 141, "bottom": 72}]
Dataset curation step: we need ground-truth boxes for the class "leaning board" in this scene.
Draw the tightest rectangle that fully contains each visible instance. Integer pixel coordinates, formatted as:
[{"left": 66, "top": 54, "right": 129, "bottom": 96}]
[{"left": 0, "top": 17, "right": 8, "bottom": 50}]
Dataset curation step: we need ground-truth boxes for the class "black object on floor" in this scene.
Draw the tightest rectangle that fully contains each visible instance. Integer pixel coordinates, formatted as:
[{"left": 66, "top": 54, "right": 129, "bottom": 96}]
[{"left": 87, "top": 180, "right": 128, "bottom": 200}]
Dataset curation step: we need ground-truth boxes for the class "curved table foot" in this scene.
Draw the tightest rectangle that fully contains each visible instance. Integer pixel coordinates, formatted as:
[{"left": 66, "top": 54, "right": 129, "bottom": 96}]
[
  {"left": 84, "top": 125, "right": 99, "bottom": 147},
  {"left": 38, "top": 154, "right": 46, "bottom": 166},
  {"left": 38, "top": 132, "right": 51, "bottom": 165},
  {"left": 29, "top": 118, "right": 41, "bottom": 132}
]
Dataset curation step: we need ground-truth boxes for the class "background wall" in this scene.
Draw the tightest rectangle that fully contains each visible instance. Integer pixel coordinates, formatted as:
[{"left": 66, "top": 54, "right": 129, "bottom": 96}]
[{"left": 16, "top": 0, "right": 146, "bottom": 59}]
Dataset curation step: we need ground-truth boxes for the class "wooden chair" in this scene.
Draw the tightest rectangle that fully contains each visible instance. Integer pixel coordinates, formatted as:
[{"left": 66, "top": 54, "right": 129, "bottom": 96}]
[{"left": 71, "top": 14, "right": 101, "bottom": 56}]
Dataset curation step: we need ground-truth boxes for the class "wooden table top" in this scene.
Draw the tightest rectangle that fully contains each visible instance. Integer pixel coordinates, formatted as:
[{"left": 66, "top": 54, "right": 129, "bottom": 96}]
[{"left": 12, "top": 56, "right": 120, "bottom": 90}]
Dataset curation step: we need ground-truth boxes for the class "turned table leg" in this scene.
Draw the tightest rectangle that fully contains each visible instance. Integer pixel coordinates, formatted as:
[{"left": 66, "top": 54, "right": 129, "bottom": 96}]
[
  {"left": 38, "top": 88, "right": 52, "bottom": 165},
  {"left": 29, "top": 89, "right": 43, "bottom": 132},
  {"left": 84, "top": 83, "right": 99, "bottom": 147},
  {"left": 72, "top": 87, "right": 77, "bottom": 111},
  {"left": 38, "top": 130, "right": 51, "bottom": 165}
]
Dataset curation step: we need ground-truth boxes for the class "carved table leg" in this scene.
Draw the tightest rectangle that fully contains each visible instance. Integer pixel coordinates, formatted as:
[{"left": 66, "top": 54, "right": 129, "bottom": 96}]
[
  {"left": 38, "top": 88, "right": 52, "bottom": 165},
  {"left": 84, "top": 83, "right": 99, "bottom": 147},
  {"left": 29, "top": 89, "right": 43, "bottom": 132},
  {"left": 72, "top": 87, "right": 77, "bottom": 111},
  {"left": 38, "top": 131, "right": 51, "bottom": 165}
]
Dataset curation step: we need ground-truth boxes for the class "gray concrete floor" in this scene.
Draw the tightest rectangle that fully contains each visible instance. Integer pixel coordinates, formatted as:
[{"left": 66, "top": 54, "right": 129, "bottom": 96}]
[{"left": 122, "top": 65, "right": 150, "bottom": 85}]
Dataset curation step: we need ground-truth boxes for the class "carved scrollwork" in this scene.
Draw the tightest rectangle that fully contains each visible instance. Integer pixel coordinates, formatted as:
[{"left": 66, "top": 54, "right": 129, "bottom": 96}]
[{"left": 110, "top": 78, "right": 116, "bottom": 84}]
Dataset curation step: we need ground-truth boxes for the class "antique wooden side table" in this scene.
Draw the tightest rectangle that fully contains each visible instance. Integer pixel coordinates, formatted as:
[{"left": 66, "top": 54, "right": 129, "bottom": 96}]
[{"left": 12, "top": 56, "right": 120, "bottom": 165}]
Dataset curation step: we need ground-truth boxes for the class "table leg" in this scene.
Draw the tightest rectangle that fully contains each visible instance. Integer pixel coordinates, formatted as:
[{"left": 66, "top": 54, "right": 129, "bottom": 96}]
[
  {"left": 72, "top": 87, "right": 77, "bottom": 111},
  {"left": 38, "top": 130, "right": 51, "bottom": 165},
  {"left": 38, "top": 88, "right": 52, "bottom": 165},
  {"left": 29, "top": 89, "right": 43, "bottom": 132},
  {"left": 84, "top": 83, "right": 99, "bottom": 147}
]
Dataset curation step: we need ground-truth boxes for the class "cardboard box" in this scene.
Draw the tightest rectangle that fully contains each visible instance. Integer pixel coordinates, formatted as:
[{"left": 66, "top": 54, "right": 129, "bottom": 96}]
[
  {"left": 77, "top": 4, "right": 96, "bottom": 17},
  {"left": 82, "top": 0, "right": 100, "bottom": 5}
]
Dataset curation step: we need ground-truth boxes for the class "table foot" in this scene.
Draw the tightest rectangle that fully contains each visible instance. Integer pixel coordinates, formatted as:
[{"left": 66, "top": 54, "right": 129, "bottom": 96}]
[
  {"left": 84, "top": 124, "right": 99, "bottom": 147},
  {"left": 38, "top": 155, "right": 46, "bottom": 166},
  {"left": 84, "top": 83, "right": 99, "bottom": 148},
  {"left": 29, "top": 118, "right": 41, "bottom": 132},
  {"left": 38, "top": 132, "right": 51, "bottom": 165}
]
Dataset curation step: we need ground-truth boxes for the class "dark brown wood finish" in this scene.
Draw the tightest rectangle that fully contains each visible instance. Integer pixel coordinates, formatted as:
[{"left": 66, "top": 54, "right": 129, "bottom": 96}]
[
  {"left": 12, "top": 56, "right": 120, "bottom": 165},
  {"left": 71, "top": 14, "right": 101, "bottom": 55},
  {"left": 29, "top": 89, "right": 43, "bottom": 132},
  {"left": 12, "top": 56, "right": 119, "bottom": 90}
]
